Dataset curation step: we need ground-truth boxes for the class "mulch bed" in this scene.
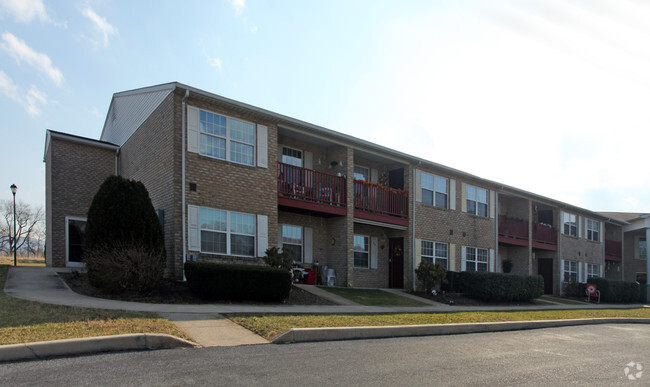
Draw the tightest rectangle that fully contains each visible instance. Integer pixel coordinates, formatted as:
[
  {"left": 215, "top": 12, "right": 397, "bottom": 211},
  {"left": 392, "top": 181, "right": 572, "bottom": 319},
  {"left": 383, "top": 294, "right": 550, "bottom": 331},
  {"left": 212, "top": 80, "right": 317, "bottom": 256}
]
[{"left": 59, "top": 271, "right": 336, "bottom": 306}]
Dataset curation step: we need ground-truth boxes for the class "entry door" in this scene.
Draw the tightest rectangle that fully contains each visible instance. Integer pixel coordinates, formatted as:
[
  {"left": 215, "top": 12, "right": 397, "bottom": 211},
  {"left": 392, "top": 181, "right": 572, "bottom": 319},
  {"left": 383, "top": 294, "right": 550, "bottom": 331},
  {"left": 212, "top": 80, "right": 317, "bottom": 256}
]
[
  {"left": 389, "top": 238, "right": 404, "bottom": 288},
  {"left": 389, "top": 169, "right": 404, "bottom": 190},
  {"left": 538, "top": 258, "right": 554, "bottom": 294}
]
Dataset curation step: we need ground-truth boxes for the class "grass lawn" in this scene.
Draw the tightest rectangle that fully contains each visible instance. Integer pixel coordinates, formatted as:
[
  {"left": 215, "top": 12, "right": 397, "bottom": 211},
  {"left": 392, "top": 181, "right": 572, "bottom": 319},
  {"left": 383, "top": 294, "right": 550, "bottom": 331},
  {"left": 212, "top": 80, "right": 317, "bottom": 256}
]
[
  {"left": 540, "top": 295, "right": 588, "bottom": 305},
  {"left": 229, "top": 308, "right": 650, "bottom": 340},
  {"left": 0, "top": 265, "right": 191, "bottom": 345},
  {"left": 319, "top": 287, "right": 429, "bottom": 306},
  {"left": 0, "top": 255, "right": 45, "bottom": 267}
]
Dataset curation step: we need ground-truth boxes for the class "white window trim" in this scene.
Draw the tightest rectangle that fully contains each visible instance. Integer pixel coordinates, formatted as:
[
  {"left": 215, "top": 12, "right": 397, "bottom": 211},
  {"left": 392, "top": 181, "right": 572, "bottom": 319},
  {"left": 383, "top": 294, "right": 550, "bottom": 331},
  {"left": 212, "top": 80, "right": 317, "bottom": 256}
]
[
  {"left": 464, "top": 246, "right": 489, "bottom": 272},
  {"left": 353, "top": 234, "right": 370, "bottom": 269},
  {"left": 280, "top": 224, "right": 303, "bottom": 262},
  {"left": 586, "top": 219, "right": 600, "bottom": 242},
  {"left": 421, "top": 240, "right": 449, "bottom": 269},
  {"left": 353, "top": 165, "right": 370, "bottom": 181},
  {"left": 465, "top": 184, "right": 488, "bottom": 217},
  {"left": 279, "top": 145, "right": 303, "bottom": 167},
  {"left": 562, "top": 212, "right": 578, "bottom": 237},
  {"left": 586, "top": 263, "right": 599, "bottom": 279},
  {"left": 635, "top": 235, "right": 647, "bottom": 260},
  {"left": 65, "top": 216, "right": 87, "bottom": 268},
  {"left": 421, "top": 172, "right": 448, "bottom": 209},
  {"left": 563, "top": 260, "right": 578, "bottom": 282},
  {"left": 199, "top": 207, "right": 256, "bottom": 258},
  {"left": 199, "top": 108, "right": 256, "bottom": 166}
]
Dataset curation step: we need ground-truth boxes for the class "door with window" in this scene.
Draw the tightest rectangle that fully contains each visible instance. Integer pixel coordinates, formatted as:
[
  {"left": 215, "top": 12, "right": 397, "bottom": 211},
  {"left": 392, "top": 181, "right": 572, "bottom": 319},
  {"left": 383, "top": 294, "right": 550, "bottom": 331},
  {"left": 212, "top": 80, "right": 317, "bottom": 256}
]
[
  {"left": 389, "top": 238, "right": 404, "bottom": 288},
  {"left": 66, "top": 217, "right": 86, "bottom": 267},
  {"left": 538, "top": 258, "right": 553, "bottom": 294}
]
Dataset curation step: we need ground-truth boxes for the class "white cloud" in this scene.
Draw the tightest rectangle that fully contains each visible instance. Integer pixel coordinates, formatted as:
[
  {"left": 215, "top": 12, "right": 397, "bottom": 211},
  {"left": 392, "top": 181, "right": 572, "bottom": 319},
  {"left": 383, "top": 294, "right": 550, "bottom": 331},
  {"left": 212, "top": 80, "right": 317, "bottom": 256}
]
[
  {"left": 82, "top": 7, "right": 118, "bottom": 48},
  {"left": 0, "top": 0, "right": 49, "bottom": 23},
  {"left": 0, "top": 32, "right": 63, "bottom": 86},
  {"left": 0, "top": 70, "right": 48, "bottom": 116},
  {"left": 208, "top": 57, "right": 222, "bottom": 70},
  {"left": 230, "top": 0, "right": 245, "bottom": 15}
]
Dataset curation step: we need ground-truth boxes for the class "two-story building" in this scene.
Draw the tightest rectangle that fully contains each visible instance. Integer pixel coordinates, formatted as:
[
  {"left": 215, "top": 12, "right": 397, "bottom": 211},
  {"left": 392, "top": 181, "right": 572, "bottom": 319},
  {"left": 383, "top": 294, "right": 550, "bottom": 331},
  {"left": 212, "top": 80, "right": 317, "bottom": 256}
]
[{"left": 43, "top": 82, "right": 646, "bottom": 297}]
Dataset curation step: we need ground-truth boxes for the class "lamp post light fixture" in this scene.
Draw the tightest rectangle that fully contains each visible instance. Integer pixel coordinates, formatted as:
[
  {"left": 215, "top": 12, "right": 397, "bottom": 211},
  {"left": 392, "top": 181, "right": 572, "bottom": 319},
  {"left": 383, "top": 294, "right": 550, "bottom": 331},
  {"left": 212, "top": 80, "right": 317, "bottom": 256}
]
[{"left": 10, "top": 184, "right": 17, "bottom": 266}]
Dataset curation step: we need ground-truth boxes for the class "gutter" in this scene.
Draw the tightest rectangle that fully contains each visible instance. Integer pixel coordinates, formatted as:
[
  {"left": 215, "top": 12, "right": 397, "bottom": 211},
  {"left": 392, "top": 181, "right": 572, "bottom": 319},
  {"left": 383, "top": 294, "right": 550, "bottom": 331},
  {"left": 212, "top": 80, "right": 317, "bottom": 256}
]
[
  {"left": 181, "top": 90, "right": 190, "bottom": 280},
  {"left": 412, "top": 162, "right": 420, "bottom": 290}
]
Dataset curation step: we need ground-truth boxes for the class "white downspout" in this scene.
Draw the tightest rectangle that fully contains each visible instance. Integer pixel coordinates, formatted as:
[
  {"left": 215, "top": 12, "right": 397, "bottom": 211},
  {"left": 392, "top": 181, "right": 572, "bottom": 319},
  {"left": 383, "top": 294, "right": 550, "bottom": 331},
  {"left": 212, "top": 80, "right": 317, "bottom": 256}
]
[{"left": 181, "top": 89, "right": 190, "bottom": 280}]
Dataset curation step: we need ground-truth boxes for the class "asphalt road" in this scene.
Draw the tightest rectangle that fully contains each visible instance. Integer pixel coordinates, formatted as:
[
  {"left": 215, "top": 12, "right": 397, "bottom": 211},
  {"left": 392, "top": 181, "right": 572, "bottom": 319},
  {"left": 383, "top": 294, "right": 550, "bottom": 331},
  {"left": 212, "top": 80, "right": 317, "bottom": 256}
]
[{"left": 1, "top": 324, "right": 648, "bottom": 386}]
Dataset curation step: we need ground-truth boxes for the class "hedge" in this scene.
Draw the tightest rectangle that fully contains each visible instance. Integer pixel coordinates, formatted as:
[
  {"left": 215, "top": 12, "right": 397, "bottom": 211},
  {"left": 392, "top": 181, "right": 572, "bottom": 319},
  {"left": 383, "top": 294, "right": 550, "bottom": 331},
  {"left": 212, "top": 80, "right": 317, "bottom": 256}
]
[
  {"left": 184, "top": 261, "right": 291, "bottom": 302},
  {"left": 456, "top": 271, "right": 544, "bottom": 302},
  {"left": 587, "top": 278, "right": 641, "bottom": 303}
]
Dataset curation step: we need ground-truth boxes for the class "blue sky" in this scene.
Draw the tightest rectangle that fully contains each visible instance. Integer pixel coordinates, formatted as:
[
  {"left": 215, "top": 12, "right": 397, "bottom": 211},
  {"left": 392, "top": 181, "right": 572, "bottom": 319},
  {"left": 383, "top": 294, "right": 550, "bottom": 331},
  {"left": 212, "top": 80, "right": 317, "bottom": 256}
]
[{"left": 1, "top": 0, "right": 649, "bottom": 213}]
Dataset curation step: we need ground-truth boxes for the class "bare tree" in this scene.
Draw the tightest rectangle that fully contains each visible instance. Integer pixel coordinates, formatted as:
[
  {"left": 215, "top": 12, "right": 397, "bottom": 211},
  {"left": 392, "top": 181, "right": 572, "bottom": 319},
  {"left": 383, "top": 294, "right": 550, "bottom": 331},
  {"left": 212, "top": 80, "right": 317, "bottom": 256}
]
[{"left": 0, "top": 200, "right": 43, "bottom": 256}]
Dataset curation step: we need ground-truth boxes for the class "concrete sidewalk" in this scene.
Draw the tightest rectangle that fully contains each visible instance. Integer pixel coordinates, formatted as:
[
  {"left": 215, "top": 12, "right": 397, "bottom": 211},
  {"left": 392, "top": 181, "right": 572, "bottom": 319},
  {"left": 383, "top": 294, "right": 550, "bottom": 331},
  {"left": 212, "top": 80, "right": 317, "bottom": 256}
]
[{"left": 2, "top": 266, "right": 649, "bottom": 362}]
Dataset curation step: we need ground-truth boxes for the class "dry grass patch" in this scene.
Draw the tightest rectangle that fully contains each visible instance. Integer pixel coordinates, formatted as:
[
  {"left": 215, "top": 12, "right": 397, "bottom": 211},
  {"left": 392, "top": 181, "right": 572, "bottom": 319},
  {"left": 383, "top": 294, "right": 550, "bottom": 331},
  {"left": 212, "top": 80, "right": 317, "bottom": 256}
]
[
  {"left": 0, "top": 265, "right": 191, "bottom": 345},
  {"left": 229, "top": 308, "right": 650, "bottom": 340}
]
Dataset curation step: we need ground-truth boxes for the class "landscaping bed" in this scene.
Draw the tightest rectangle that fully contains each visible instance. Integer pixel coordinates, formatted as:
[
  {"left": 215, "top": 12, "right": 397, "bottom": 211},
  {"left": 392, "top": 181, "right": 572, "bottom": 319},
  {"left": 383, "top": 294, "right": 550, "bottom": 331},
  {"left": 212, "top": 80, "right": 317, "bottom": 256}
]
[{"left": 60, "top": 271, "right": 336, "bottom": 305}]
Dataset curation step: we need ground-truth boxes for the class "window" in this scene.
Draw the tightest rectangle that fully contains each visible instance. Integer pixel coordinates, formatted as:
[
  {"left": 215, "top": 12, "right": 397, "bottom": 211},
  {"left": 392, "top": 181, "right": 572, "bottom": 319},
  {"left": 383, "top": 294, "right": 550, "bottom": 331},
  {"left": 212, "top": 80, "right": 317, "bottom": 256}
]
[
  {"left": 354, "top": 166, "right": 369, "bottom": 181},
  {"left": 354, "top": 235, "right": 369, "bottom": 268},
  {"left": 200, "top": 208, "right": 255, "bottom": 256},
  {"left": 586, "top": 219, "right": 599, "bottom": 242},
  {"left": 66, "top": 217, "right": 86, "bottom": 266},
  {"left": 421, "top": 240, "right": 448, "bottom": 269},
  {"left": 563, "top": 260, "right": 577, "bottom": 282},
  {"left": 466, "top": 185, "right": 488, "bottom": 217},
  {"left": 465, "top": 247, "right": 488, "bottom": 272},
  {"left": 586, "top": 263, "right": 599, "bottom": 279},
  {"left": 562, "top": 212, "right": 577, "bottom": 237},
  {"left": 422, "top": 173, "right": 448, "bottom": 209},
  {"left": 638, "top": 237, "right": 647, "bottom": 260},
  {"left": 281, "top": 224, "right": 302, "bottom": 262},
  {"left": 281, "top": 146, "right": 302, "bottom": 167},
  {"left": 199, "top": 110, "right": 255, "bottom": 165}
]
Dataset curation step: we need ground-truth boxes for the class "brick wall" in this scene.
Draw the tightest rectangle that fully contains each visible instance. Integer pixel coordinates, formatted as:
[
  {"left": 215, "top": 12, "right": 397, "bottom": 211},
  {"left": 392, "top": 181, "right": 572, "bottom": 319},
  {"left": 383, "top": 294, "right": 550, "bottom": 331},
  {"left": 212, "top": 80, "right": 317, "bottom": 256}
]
[
  {"left": 46, "top": 137, "right": 116, "bottom": 267},
  {"left": 623, "top": 229, "right": 646, "bottom": 282}
]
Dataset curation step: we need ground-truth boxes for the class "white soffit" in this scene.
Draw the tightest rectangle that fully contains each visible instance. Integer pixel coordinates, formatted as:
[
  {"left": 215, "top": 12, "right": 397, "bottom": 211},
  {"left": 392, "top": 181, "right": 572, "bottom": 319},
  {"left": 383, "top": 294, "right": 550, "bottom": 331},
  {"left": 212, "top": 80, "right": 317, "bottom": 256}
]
[{"left": 100, "top": 87, "right": 173, "bottom": 145}]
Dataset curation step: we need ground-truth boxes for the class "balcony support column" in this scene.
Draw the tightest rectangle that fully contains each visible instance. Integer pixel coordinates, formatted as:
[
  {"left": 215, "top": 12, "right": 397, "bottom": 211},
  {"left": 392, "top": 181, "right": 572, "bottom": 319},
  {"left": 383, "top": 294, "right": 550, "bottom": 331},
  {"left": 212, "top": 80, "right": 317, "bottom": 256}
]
[{"left": 528, "top": 200, "right": 533, "bottom": 276}]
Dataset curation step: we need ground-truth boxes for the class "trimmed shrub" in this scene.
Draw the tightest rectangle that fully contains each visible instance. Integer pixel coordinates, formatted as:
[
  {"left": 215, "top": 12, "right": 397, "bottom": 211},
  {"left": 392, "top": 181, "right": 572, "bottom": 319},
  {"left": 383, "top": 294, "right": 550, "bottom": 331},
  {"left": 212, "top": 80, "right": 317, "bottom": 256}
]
[
  {"left": 457, "top": 271, "right": 544, "bottom": 302},
  {"left": 441, "top": 271, "right": 462, "bottom": 292},
  {"left": 84, "top": 175, "right": 165, "bottom": 293},
  {"left": 185, "top": 261, "right": 291, "bottom": 302},
  {"left": 263, "top": 246, "right": 294, "bottom": 272},
  {"left": 415, "top": 260, "right": 447, "bottom": 294},
  {"left": 587, "top": 278, "right": 641, "bottom": 303}
]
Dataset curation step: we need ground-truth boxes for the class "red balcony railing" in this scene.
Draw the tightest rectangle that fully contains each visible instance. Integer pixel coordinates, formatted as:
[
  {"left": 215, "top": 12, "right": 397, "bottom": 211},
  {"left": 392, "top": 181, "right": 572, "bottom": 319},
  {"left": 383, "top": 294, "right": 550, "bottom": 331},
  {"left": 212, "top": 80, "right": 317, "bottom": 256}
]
[
  {"left": 532, "top": 223, "right": 557, "bottom": 250},
  {"left": 605, "top": 239, "right": 622, "bottom": 262},
  {"left": 498, "top": 215, "right": 528, "bottom": 243},
  {"left": 354, "top": 179, "right": 408, "bottom": 225},
  {"left": 277, "top": 162, "right": 346, "bottom": 209}
]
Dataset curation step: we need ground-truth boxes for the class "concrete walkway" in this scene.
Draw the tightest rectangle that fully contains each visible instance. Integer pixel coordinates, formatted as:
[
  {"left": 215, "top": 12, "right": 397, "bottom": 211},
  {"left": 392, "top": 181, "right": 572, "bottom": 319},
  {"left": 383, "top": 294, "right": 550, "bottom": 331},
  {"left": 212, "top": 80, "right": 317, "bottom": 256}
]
[{"left": 3, "top": 266, "right": 649, "bottom": 362}]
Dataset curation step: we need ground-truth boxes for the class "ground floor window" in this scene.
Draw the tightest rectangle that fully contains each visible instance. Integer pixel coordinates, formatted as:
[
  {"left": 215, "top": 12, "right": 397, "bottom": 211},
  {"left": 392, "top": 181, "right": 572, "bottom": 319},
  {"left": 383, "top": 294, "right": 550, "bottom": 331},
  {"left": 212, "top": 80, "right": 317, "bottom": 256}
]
[
  {"left": 465, "top": 247, "right": 488, "bottom": 272},
  {"left": 354, "top": 235, "right": 369, "bottom": 268},
  {"left": 586, "top": 263, "right": 599, "bottom": 279},
  {"left": 281, "top": 224, "right": 302, "bottom": 262},
  {"left": 421, "top": 240, "right": 448, "bottom": 269},
  {"left": 563, "top": 260, "right": 578, "bottom": 282},
  {"left": 200, "top": 208, "right": 255, "bottom": 257},
  {"left": 66, "top": 217, "right": 86, "bottom": 266}
]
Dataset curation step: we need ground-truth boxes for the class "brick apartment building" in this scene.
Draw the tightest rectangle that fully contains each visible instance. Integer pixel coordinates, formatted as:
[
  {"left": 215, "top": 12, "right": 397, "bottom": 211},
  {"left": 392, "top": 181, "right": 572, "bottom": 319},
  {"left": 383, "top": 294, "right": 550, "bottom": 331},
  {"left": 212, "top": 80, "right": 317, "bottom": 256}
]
[{"left": 43, "top": 82, "right": 649, "bottom": 296}]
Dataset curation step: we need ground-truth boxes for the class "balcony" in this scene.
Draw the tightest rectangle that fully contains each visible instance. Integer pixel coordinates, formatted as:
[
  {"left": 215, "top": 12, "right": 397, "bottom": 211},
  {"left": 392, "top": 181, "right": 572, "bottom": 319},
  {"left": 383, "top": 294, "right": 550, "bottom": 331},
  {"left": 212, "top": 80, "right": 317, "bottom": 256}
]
[
  {"left": 498, "top": 215, "right": 558, "bottom": 251},
  {"left": 277, "top": 162, "right": 346, "bottom": 216},
  {"left": 354, "top": 179, "right": 408, "bottom": 227},
  {"left": 605, "top": 239, "right": 622, "bottom": 262},
  {"left": 498, "top": 215, "right": 528, "bottom": 247}
]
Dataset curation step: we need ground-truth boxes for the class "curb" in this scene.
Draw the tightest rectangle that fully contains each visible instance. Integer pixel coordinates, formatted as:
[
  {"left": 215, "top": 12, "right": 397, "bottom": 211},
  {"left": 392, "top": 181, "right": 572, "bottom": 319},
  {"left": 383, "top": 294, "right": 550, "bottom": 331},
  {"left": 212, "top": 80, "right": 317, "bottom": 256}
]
[
  {"left": 271, "top": 318, "right": 650, "bottom": 344},
  {"left": 0, "top": 334, "right": 198, "bottom": 363}
]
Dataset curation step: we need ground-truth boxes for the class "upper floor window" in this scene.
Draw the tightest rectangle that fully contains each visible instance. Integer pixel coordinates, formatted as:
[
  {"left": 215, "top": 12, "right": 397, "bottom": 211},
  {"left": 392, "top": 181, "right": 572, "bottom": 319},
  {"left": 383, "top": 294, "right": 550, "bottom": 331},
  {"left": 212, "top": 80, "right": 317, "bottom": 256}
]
[
  {"left": 421, "top": 240, "right": 448, "bottom": 269},
  {"left": 562, "top": 212, "right": 577, "bottom": 237},
  {"left": 466, "top": 185, "right": 487, "bottom": 217},
  {"left": 200, "top": 110, "right": 255, "bottom": 166},
  {"left": 200, "top": 207, "right": 255, "bottom": 256},
  {"left": 586, "top": 219, "right": 600, "bottom": 242},
  {"left": 422, "top": 173, "right": 448, "bottom": 209},
  {"left": 281, "top": 147, "right": 302, "bottom": 167},
  {"left": 353, "top": 235, "right": 370, "bottom": 268},
  {"left": 465, "top": 247, "right": 488, "bottom": 272},
  {"left": 638, "top": 237, "right": 647, "bottom": 260},
  {"left": 563, "top": 260, "right": 577, "bottom": 282},
  {"left": 354, "top": 166, "right": 369, "bottom": 181},
  {"left": 281, "top": 224, "right": 302, "bottom": 262}
]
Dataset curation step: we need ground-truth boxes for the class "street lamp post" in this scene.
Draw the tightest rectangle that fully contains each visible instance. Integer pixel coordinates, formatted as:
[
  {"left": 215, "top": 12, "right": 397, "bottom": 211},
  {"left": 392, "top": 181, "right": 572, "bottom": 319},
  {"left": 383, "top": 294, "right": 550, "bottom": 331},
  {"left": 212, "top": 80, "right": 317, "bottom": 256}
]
[{"left": 10, "top": 184, "right": 17, "bottom": 266}]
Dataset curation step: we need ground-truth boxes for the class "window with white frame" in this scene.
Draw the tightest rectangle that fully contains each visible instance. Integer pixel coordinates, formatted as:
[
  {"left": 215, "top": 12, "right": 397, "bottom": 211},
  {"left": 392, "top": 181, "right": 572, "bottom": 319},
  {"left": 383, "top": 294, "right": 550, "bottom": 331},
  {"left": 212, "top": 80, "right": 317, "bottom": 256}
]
[
  {"left": 421, "top": 240, "right": 448, "bottom": 269},
  {"left": 562, "top": 212, "right": 577, "bottom": 237},
  {"left": 586, "top": 219, "right": 600, "bottom": 242},
  {"left": 586, "top": 263, "right": 599, "bottom": 279},
  {"left": 422, "top": 173, "right": 448, "bottom": 209},
  {"left": 353, "top": 235, "right": 369, "bottom": 268},
  {"left": 200, "top": 208, "right": 255, "bottom": 256},
  {"left": 281, "top": 146, "right": 302, "bottom": 167},
  {"left": 281, "top": 224, "right": 302, "bottom": 262},
  {"left": 354, "top": 166, "right": 369, "bottom": 181},
  {"left": 563, "top": 260, "right": 578, "bottom": 282},
  {"left": 465, "top": 247, "right": 488, "bottom": 272},
  {"left": 638, "top": 237, "right": 647, "bottom": 260},
  {"left": 199, "top": 110, "right": 255, "bottom": 165},
  {"left": 466, "top": 185, "right": 488, "bottom": 217}
]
